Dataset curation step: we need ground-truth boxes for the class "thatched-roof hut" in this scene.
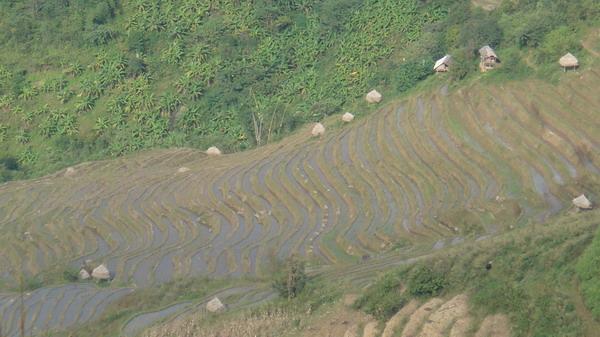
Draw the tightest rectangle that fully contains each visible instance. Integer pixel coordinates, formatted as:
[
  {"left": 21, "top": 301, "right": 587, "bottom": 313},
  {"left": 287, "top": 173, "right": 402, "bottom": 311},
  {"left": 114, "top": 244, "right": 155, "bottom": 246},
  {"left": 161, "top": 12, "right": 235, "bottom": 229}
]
[
  {"left": 342, "top": 112, "right": 354, "bottom": 122},
  {"left": 559, "top": 53, "right": 579, "bottom": 71},
  {"left": 311, "top": 123, "right": 325, "bottom": 136},
  {"left": 91, "top": 264, "right": 111, "bottom": 280},
  {"left": 79, "top": 269, "right": 91, "bottom": 280},
  {"left": 479, "top": 45, "right": 499, "bottom": 72},
  {"left": 366, "top": 90, "right": 382, "bottom": 103},
  {"left": 573, "top": 194, "right": 592, "bottom": 209},
  {"left": 433, "top": 55, "right": 452, "bottom": 72},
  {"left": 206, "top": 146, "right": 222, "bottom": 156},
  {"left": 206, "top": 297, "right": 226, "bottom": 312}
]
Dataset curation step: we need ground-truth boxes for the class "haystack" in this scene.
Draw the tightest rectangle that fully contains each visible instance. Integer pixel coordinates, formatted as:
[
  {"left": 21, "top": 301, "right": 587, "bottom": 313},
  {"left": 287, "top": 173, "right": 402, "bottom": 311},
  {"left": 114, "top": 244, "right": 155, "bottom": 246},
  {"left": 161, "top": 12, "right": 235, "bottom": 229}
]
[
  {"left": 572, "top": 194, "right": 592, "bottom": 209},
  {"left": 342, "top": 112, "right": 354, "bottom": 122},
  {"left": 79, "top": 269, "right": 91, "bottom": 280},
  {"left": 433, "top": 54, "right": 452, "bottom": 72},
  {"left": 64, "top": 167, "right": 76, "bottom": 177},
  {"left": 559, "top": 53, "right": 579, "bottom": 70},
  {"left": 206, "top": 297, "right": 225, "bottom": 312},
  {"left": 206, "top": 146, "right": 222, "bottom": 156},
  {"left": 366, "top": 90, "right": 382, "bottom": 103},
  {"left": 311, "top": 123, "right": 325, "bottom": 136},
  {"left": 91, "top": 264, "right": 111, "bottom": 280}
]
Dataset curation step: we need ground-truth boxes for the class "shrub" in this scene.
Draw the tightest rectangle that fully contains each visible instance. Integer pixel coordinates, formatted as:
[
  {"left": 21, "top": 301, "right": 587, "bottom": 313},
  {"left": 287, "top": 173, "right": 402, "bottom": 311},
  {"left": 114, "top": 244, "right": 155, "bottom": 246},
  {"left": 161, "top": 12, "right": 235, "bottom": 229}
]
[
  {"left": 272, "top": 256, "right": 308, "bottom": 299},
  {"left": 353, "top": 271, "right": 407, "bottom": 320},
  {"left": 63, "top": 268, "right": 80, "bottom": 282},
  {"left": 0, "top": 156, "right": 20, "bottom": 171},
  {"left": 407, "top": 266, "right": 447, "bottom": 297}
]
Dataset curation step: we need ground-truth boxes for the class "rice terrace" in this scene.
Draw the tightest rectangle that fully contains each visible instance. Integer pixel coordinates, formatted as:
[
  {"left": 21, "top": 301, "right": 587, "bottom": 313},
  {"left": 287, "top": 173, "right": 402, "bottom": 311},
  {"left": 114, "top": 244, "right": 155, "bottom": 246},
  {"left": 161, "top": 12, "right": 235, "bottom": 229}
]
[{"left": 0, "top": 1, "right": 600, "bottom": 337}]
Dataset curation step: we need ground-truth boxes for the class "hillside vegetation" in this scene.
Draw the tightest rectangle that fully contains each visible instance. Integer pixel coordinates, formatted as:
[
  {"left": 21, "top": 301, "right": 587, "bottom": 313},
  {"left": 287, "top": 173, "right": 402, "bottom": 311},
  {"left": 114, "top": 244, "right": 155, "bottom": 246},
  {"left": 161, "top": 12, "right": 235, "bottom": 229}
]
[
  {"left": 0, "top": 1, "right": 599, "bottom": 337},
  {"left": 1, "top": 65, "right": 599, "bottom": 336},
  {"left": 0, "top": 0, "right": 598, "bottom": 182}
]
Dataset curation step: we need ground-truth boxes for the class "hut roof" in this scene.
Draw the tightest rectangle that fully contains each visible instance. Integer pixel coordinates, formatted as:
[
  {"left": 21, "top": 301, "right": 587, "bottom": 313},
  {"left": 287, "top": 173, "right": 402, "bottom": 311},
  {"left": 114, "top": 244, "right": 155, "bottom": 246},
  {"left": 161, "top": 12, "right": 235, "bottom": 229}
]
[
  {"left": 91, "top": 264, "right": 110, "bottom": 280},
  {"left": 206, "top": 297, "right": 226, "bottom": 312},
  {"left": 79, "top": 269, "right": 91, "bottom": 280},
  {"left": 433, "top": 55, "right": 452, "bottom": 70},
  {"left": 206, "top": 146, "right": 222, "bottom": 156},
  {"left": 572, "top": 194, "right": 592, "bottom": 209},
  {"left": 311, "top": 122, "right": 325, "bottom": 136},
  {"left": 342, "top": 112, "right": 354, "bottom": 122},
  {"left": 559, "top": 53, "right": 579, "bottom": 67},
  {"left": 479, "top": 45, "right": 497, "bottom": 59},
  {"left": 366, "top": 89, "right": 382, "bottom": 103}
]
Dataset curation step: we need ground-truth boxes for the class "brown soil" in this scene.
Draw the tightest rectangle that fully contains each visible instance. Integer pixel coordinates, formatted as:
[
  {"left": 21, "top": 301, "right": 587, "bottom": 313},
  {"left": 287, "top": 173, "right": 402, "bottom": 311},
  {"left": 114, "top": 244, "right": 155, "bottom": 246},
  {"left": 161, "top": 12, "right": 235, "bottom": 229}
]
[
  {"left": 417, "top": 294, "right": 469, "bottom": 337},
  {"left": 400, "top": 298, "right": 444, "bottom": 337},
  {"left": 299, "top": 301, "right": 371, "bottom": 337},
  {"left": 382, "top": 300, "right": 420, "bottom": 337},
  {"left": 363, "top": 321, "right": 380, "bottom": 337}
]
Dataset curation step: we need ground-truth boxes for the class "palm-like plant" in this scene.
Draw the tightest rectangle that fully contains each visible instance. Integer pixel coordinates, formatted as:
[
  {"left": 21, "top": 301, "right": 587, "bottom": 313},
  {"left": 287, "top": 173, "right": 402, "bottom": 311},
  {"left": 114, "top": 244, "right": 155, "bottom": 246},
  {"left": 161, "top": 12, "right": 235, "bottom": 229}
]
[
  {"left": 75, "top": 97, "right": 95, "bottom": 113},
  {"left": 18, "top": 86, "right": 38, "bottom": 100},
  {"left": 161, "top": 41, "right": 185, "bottom": 64},
  {"left": 158, "top": 92, "right": 182, "bottom": 118},
  {"left": 57, "top": 90, "right": 74, "bottom": 104},
  {"left": 18, "top": 148, "right": 37, "bottom": 165},
  {"left": 15, "top": 129, "right": 30, "bottom": 144},
  {"left": 93, "top": 117, "right": 110, "bottom": 135},
  {"left": 0, "top": 123, "right": 8, "bottom": 142}
]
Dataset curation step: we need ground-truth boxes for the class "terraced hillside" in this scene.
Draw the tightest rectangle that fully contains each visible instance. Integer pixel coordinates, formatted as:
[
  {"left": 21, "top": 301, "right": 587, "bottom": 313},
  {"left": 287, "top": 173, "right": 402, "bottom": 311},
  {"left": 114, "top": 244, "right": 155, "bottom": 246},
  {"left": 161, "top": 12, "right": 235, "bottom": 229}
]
[
  {"left": 0, "top": 70, "right": 599, "bottom": 335},
  {"left": 1, "top": 70, "right": 599, "bottom": 283}
]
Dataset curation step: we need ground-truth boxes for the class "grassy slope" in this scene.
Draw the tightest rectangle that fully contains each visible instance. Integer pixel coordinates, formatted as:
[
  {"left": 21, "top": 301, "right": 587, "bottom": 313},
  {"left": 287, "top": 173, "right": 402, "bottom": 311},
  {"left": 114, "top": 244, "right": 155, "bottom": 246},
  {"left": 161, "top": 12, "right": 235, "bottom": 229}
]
[{"left": 354, "top": 209, "right": 600, "bottom": 336}]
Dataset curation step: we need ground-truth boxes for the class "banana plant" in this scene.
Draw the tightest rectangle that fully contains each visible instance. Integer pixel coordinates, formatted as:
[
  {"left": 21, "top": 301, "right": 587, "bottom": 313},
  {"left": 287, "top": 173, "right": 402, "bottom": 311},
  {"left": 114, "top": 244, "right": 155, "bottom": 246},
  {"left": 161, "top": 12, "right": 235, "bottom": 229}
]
[
  {"left": 15, "top": 129, "right": 30, "bottom": 144},
  {"left": 18, "top": 86, "right": 38, "bottom": 101},
  {"left": 93, "top": 117, "right": 110, "bottom": 135},
  {"left": 0, "top": 123, "right": 7, "bottom": 142}
]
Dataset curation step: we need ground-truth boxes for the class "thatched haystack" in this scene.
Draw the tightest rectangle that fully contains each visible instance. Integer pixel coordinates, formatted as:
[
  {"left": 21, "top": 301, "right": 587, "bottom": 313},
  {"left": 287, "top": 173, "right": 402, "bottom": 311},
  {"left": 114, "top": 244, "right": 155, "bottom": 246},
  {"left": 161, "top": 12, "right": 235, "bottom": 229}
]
[
  {"left": 91, "top": 264, "right": 111, "bottom": 280},
  {"left": 342, "top": 112, "right": 355, "bottom": 122},
  {"left": 366, "top": 90, "right": 382, "bottom": 103},
  {"left": 559, "top": 53, "right": 579, "bottom": 71},
  {"left": 64, "top": 167, "right": 76, "bottom": 177},
  {"left": 433, "top": 54, "right": 452, "bottom": 72},
  {"left": 311, "top": 122, "right": 325, "bottom": 136},
  {"left": 79, "top": 269, "right": 91, "bottom": 280},
  {"left": 206, "top": 297, "right": 226, "bottom": 312},
  {"left": 206, "top": 146, "right": 222, "bottom": 156},
  {"left": 572, "top": 194, "right": 592, "bottom": 209}
]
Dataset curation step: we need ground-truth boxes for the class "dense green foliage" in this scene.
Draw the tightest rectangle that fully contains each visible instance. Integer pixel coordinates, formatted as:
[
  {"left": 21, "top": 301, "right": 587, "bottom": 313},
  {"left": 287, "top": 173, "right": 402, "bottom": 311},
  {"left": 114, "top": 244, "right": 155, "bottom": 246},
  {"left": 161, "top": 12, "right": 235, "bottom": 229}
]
[
  {"left": 577, "top": 223, "right": 600, "bottom": 321},
  {"left": 0, "top": 0, "right": 598, "bottom": 182},
  {"left": 353, "top": 264, "right": 447, "bottom": 320},
  {"left": 355, "top": 211, "right": 600, "bottom": 335}
]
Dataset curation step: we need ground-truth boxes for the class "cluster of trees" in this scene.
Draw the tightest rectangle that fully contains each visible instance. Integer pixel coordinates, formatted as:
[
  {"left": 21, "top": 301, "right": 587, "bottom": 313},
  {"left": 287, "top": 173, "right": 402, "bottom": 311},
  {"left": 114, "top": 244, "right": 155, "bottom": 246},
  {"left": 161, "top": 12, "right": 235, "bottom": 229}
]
[{"left": 0, "top": 0, "right": 597, "bottom": 182}]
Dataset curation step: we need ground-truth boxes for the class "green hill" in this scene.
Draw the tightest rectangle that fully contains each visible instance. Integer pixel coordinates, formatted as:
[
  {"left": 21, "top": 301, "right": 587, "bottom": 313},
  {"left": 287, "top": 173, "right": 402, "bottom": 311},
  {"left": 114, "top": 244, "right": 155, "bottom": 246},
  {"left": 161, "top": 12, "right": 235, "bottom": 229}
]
[
  {"left": 0, "top": 1, "right": 599, "bottom": 336},
  {"left": 0, "top": 0, "right": 598, "bottom": 182}
]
